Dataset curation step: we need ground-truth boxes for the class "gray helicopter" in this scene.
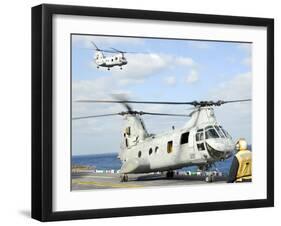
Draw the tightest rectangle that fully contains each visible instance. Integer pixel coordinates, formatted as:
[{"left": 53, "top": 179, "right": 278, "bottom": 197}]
[
  {"left": 90, "top": 42, "right": 133, "bottom": 70},
  {"left": 73, "top": 98, "right": 251, "bottom": 182}
]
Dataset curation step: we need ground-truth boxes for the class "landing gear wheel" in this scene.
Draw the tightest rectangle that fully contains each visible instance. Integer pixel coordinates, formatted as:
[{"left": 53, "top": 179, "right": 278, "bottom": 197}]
[
  {"left": 97, "top": 66, "right": 99, "bottom": 69},
  {"left": 107, "top": 68, "right": 110, "bottom": 71},
  {"left": 166, "top": 171, "right": 174, "bottom": 179},
  {"left": 121, "top": 174, "right": 128, "bottom": 182},
  {"left": 120, "top": 67, "right": 122, "bottom": 70},
  {"left": 205, "top": 174, "right": 214, "bottom": 183}
]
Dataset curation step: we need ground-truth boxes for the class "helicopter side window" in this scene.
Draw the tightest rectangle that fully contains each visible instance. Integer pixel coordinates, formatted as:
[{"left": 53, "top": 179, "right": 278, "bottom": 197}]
[
  {"left": 125, "top": 127, "right": 131, "bottom": 136},
  {"left": 149, "top": 148, "right": 153, "bottom": 155},
  {"left": 180, "top": 132, "right": 190, "bottom": 144},
  {"left": 196, "top": 131, "right": 204, "bottom": 141},
  {"left": 138, "top": 151, "right": 142, "bottom": 158},
  {"left": 115, "top": 57, "right": 118, "bottom": 60},
  {"left": 167, "top": 141, "right": 173, "bottom": 153},
  {"left": 205, "top": 128, "right": 219, "bottom": 139},
  {"left": 197, "top": 143, "right": 205, "bottom": 151},
  {"left": 155, "top": 146, "right": 159, "bottom": 153}
]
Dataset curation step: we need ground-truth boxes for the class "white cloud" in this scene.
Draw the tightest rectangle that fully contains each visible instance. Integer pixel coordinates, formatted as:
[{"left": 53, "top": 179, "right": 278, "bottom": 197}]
[
  {"left": 185, "top": 69, "right": 199, "bottom": 84},
  {"left": 111, "top": 53, "right": 168, "bottom": 85},
  {"left": 175, "top": 57, "right": 194, "bottom": 66},
  {"left": 209, "top": 72, "right": 252, "bottom": 143},
  {"left": 163, "top": 76, "right": 176, "bottom": 86},
  {"left": 90, "top": 53, "right": 198, "bottom": 86}
]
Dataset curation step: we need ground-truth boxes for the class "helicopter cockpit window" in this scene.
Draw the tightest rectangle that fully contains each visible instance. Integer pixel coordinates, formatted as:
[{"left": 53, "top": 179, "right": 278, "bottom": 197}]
[
  {"left": 205, "top": 127, "right": 219, "bottom": 139},
  {"left": 214, "top": 125, "right": 225, "bottom": 138},
  {"left": 219, "top": 126, "right": 232, "bottom": 139},
  {"left": 180, "top": 132, "right": 190, "bottom": 144}
]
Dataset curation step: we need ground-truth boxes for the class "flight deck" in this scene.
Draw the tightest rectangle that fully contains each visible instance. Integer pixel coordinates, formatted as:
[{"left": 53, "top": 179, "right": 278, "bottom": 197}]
[{"left": 71, "top": 171, "right": 227, "bottom": 190}]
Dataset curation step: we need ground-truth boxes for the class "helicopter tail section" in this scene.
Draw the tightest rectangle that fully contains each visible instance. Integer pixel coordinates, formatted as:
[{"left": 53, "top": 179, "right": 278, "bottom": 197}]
[{"left": 119, "top": 114, "right": 149, "bottom": 161}]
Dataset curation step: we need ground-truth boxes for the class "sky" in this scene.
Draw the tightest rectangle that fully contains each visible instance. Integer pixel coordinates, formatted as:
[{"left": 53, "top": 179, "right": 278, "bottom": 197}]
[{"left": 71, "top": 34, "right": 252, "bottom": 156}]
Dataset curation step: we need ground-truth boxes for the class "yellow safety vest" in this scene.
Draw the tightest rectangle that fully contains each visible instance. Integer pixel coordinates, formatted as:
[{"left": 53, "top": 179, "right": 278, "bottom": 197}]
[{"left": 235, "top": 150, "right": 252, "bottom": 182}]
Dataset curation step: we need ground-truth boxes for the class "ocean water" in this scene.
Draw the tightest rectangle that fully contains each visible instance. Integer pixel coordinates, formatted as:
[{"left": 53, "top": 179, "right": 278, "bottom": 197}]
[{"left": 72, "top": 153, "right": 234, "bottom": 175}]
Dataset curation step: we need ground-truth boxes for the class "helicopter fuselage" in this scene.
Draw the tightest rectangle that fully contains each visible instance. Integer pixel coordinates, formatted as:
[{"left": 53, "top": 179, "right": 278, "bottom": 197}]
[
  {"left": 119, "top": 107, "right": 235, "bottom": 174},
  {"left": 95, "top": 52, "right": 127, "bottom": 68}
]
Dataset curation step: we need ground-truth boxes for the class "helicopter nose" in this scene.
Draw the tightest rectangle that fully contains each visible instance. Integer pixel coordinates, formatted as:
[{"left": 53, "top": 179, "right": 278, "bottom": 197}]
[
  {"left": 206, "top": 138, "right": 235, "bottom": 152},
  {"left": 206, "top": 139, "right": 235, "bottom": 160}
]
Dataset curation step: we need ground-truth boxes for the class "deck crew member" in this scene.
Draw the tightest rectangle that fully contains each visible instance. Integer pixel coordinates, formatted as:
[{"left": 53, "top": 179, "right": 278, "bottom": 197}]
[{"left": 227, "top": 138, "right": 252, "bottom": 183}]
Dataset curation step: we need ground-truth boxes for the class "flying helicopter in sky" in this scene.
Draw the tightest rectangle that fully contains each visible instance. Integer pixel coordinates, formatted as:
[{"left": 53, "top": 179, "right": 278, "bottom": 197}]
[
  {"left": 90, "top": 42, "right": 134, "bottom": 70},
  {"left": 73, "top": 98, "right": 251, "bottom": 182}
]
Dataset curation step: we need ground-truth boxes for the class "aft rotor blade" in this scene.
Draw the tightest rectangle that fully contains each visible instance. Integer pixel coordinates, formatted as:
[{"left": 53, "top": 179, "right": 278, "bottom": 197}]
[
  {"left": 110, "top": 47, "right": 139, "bottom": 54},
  {"left": 223, "top": 99, "right": 252, "bottom": 104},
  {"left": 140, "top": 111, "right": 189, "bottom": 117},
  {"left": 72, "top": 113, "right": 121, "bottom": 120},
  {"left": 110, "top": 47, "right": 124, "bottom": 53}
]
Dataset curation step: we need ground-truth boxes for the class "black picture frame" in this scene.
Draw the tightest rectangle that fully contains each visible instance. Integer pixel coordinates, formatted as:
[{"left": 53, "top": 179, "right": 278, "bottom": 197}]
[{"left": 32, "top": 4, "right": 274, "bottom": 222}]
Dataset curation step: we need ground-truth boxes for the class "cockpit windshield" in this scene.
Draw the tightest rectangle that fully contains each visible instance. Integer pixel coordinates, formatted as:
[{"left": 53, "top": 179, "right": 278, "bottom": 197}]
[
  {"left": 214, "top": 125, "right": 225, "bottom": 138},
  {"left": 205, "top": 127, "right": 219, "bottom": 139},
  {"left": 198, "top": 125, "right": 232, "bottom": 140},
  {"left": 219, "top": 126, "right": 232, "bottom": 139}
]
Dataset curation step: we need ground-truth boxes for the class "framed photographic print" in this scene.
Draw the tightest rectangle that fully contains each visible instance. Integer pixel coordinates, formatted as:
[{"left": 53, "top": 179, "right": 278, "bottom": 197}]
[{"left": 32, "top": 4, "right": 274, "bottom": 221}]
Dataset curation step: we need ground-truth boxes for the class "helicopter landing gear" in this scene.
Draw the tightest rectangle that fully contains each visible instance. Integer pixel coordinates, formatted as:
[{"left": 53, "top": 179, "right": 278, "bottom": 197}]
[
  {"left": 166, "top": 170, "right": 174, "bottom": 179},
  {"left": 120, "top": 67, "right": 122, "bottom": 70},
  {"left": 120, "top": 174, "right": 128, "bottom": 182},
  {"left": 97, "top": 66, "right": 99, "bottom": 69},
  {"left": 205, "top": 173, "right": 215, "bottom": 183},
  {"left": 107, "top": 68, "right": 110, "bottom": 71}
]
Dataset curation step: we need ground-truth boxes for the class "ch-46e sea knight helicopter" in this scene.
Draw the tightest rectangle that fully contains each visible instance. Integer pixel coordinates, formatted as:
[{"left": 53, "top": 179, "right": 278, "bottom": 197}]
[
  {"left": 73, "top": 98, "right": 251, "bottom": 182},
  {"left": 90, "top": 42, "right": 132, "bottom": 70}
]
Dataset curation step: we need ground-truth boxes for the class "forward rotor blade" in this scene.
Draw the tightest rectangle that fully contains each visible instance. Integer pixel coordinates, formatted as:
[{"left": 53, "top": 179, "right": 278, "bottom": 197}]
[
  {"left": 72, "top": 113, "right": 121, "bottom": 120},
  {"left": 82, "top": 48, "right": 117, "bottom": 53},
  {"left": 75, "top": 100, "right": 195, "bottom": 105},
  {"left": 91, "top": 41, "right": 99, "bottom": 50}
]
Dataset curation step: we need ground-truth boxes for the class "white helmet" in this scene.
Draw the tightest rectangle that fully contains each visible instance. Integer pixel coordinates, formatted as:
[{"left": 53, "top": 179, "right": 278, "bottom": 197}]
[{"left": 236, "top": 138, "right": 248, "bottom": 151}]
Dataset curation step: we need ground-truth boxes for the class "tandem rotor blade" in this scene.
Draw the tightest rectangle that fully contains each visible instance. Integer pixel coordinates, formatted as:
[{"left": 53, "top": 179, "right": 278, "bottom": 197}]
[
  {"left": 72, "top": 111, "right": 190, "bottom": 120},
  {"left": 75, "top": 99, "right": 251, "bottom": 107},
  {"left": 72, "top": 113, "right": 121, "bottom": 120},
  {"left": 221, "top": 99, "right": 252, "bottom": 104},
  {"left": 75, "top": 100, "right": 196, "bottom": 105},
  {"left": 140, "top": 111, "right": 190, "bottom": 117},
  {"left": 110, "top": 47, "right": 143, "bottom": 54}
]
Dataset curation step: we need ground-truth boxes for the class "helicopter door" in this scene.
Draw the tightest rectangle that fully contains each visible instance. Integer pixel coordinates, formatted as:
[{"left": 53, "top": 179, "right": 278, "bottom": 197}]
[{"left": 195, "top": 129, "right": 206, "bottom": 151}]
